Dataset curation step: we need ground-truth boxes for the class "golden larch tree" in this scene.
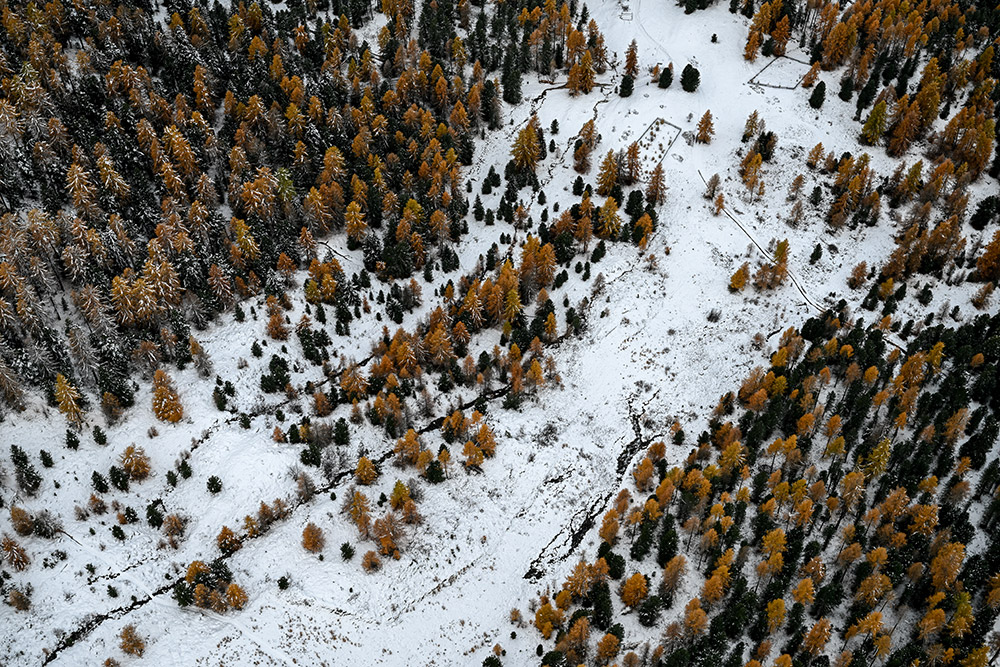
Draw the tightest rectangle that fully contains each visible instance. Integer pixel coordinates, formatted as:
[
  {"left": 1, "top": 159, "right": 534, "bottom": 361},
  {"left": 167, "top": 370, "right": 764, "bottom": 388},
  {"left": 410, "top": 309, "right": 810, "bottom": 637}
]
[
  {"left": 696, "top": 110, "right": 715, "bottom": 144},
  {"left": 120, "top": 445, "right": 151, "bottom": 480},
  {"left": 355, "top": 456, "right": 378, "bottom": 485},
  {"left": 55, "top": 374, "right": 84, "bottom": 428},
  {"left": 120, "top": 625, "right": 145, "bottom": 657},
  {"left": 511, "top": 121, "right": 541, "bottom": 173},
  {"left": 621, "top": 572, "right": 648, "bottom": 607},
  {"left": 646, "top": 164, "right": 667, "bottom": 205},
  {"left": 977, "top": 230, "right": 1000, "bottom": 283},
  {"left": 596, "top": 150, "right": 618, "bottom": 196},
  {"left": 302, "top": 522, "right": 325, "bottom": 553},
  {"left": 595, "top": 633, "right": 620, "bottom": 665},
  {"left": 152, "top": 369, "right": 183, "bottom": 422},
  {"left": 226, "top": 583, "right": 248, "bottom": 610}
]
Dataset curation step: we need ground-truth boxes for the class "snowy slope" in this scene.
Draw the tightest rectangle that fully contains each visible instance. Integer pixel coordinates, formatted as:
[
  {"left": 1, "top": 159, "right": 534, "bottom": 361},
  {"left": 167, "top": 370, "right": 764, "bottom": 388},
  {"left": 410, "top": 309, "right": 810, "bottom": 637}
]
[{"left": 2, "top": 1, "right": 996, "bottom": 665}]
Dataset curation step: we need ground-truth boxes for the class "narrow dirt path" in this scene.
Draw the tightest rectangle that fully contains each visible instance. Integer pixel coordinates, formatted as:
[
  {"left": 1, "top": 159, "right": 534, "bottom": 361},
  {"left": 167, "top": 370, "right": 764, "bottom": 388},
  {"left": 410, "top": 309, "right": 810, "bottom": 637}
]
[{"left": 697, "top": 169, "right": 826, "bottom": 312}]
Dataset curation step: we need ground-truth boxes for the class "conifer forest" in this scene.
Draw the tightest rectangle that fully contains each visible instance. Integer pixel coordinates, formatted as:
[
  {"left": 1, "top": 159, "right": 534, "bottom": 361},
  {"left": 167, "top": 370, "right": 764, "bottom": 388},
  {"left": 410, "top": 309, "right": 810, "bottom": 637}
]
[{"left": 1, "top": 0, "right": 1000, "bottom": 664}]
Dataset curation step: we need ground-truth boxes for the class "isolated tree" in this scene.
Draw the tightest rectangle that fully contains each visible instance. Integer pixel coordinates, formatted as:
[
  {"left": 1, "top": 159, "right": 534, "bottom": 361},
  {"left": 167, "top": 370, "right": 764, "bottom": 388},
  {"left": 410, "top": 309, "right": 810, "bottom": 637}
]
[
  {"left": 809, "top": 82, "right": 826, "bottom": 109},
  {"left": 267, "top": 311, "right": 290, "bottom": 340},
  {"left": 120, "top": 625, "right": 145, "bottom": 657},
  {"left": 8, "top": 588, "right": 30, "bottom": 611},
  {"left": 624, "top": 40, "right": 639, "bottom": 78},
  {"left": 348, "top": 491, "right": 372, "bottom": 538},
  {"left": 801, "top": 62, "right": 821, "bottom": 88},
  {"left": 120, "top": 446, "right": 151, "bottom": 481},
  {"left": 662, "top": 555, "right": 688, "bottom": 596},
  {"left": 302, "top": 522, "right": 325, "bottom": 553},
  {"left": 620, "top": 75, "right": 634, "bottom": 97},
  {"left": 373, "top": 512, "right": 403, "bottom": 556},
  {"left": 806, "top": 143, "right": 825, "bottom": 169},
  {"left": 704, "top": 173, "right": 721, "bottom": 199},
  {"left": 361, "top": 550, "right": 381, "bottom": 571},
  {"left": 696, "top": 111, "right": 715, "bottom": 144},
  {"left": 848, "top": 262, "right": 868, "bottom": 289},
  {"left": 741, "top": 112, "right": 762, "bottom": 143},
  {"left": 730, "top": 263, "right": 750, "bottom": 291},
  {"left": 742, "top": 153, "right": 764, "bottom": 199},
  {"left": 681, "top": 64, "right": 700, "bottom": 92},
  {"left": 1, "top": 534, "right": 29, "bottom": 571},
  {"left": 390, "top": 480, "right": 411, "bottom": 510}
]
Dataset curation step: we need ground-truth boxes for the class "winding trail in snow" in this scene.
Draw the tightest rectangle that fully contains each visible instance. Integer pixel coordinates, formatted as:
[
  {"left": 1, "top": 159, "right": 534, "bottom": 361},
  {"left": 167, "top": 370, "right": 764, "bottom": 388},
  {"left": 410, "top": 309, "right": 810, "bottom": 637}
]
[
  {"left": 632, "top": 0, "right": 675, "bottom": 67},
  {"left": 49, "top": 530, "right": 296, "bottom": 666},
  {"left": 695, "top": 170, "right": 908, "bottom": 351},
  {"left": 697, "top": 169, "right": 827, "bottom": 313}
]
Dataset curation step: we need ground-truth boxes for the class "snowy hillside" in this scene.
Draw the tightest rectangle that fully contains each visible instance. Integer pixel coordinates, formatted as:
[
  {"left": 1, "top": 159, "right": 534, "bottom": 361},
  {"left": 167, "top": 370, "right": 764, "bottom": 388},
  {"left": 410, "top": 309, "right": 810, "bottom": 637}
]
[{"left": 1, "top": 0, "right": 999, "bottom": 666}]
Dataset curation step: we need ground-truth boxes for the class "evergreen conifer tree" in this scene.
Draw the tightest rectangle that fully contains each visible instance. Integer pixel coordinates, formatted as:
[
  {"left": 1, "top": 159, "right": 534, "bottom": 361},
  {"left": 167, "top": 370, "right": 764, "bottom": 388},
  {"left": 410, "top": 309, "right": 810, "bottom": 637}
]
[
  {"left": 658, "top": 66, "right": 673, "bottom": 88},
  {"left": 620, "top": 75, "right": 634, "bottom": 97},
  {"left": 681, "top": 64, "right": 700, "bottom": 92},
  {"left": 809, "top": 82, "right": 826, "bottom": 109}
]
